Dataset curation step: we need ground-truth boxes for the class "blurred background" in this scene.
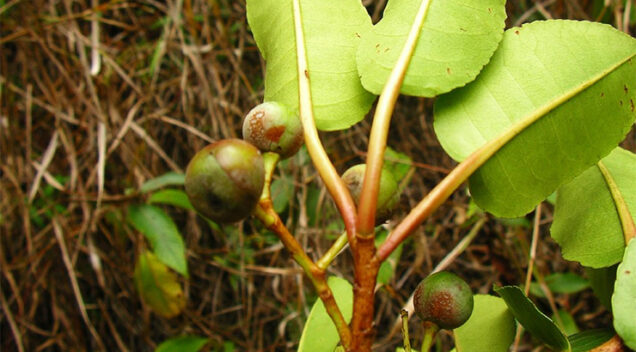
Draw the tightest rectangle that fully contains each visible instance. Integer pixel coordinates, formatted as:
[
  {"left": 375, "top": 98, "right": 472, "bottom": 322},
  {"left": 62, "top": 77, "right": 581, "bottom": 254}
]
[{"left": 1, "top": 0, "right": 635, "bottom": 351}]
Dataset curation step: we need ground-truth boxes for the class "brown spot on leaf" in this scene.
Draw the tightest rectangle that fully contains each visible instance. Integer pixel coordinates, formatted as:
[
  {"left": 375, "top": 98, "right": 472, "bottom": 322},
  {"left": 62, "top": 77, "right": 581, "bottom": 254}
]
[
  {"left": 631, "top": 99, "right": 634, "bottom": 112},
  {"left": 625, "top": 85, "right": 629, "bottom": 94},
  {"left": 515, "top": 30, "right": 520, "bottom": 35},
  {"left": 355, "top": 32, "right": 361, "bottom": 38},
  {"left": 625, "top": 270, "right": 631, "bottom": 274},
  {"left": 600, "top": 92, "right": 605, "bottom": 97},
  {"left": 447, "top": 67, "right": 452, "bottom": 74},
  {"left": 304, "top": 70, "right": 309, "bottom": 79},
  {"left": 264, "top": 126, "right": 285, "bottom": 143}
]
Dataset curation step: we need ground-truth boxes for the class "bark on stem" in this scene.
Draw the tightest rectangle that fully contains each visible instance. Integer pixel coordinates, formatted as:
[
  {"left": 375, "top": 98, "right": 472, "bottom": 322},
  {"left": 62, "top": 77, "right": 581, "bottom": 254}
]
[{"left": 350, "top": 236, "right": 380, "bottom": 351}]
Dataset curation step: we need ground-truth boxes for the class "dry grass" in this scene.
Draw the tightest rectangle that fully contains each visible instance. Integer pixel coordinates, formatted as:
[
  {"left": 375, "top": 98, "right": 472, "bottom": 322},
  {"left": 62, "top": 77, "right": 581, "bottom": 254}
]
[{"left": 1, "top": 0, "right": 634, "bottom": 351}]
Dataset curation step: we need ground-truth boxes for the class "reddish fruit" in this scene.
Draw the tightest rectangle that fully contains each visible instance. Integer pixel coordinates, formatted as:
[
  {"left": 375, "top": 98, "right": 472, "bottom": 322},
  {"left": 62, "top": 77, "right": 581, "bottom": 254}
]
[
  {"left": 413, "top": 271, "right": 474, "bottom": 330},
  {"left": 242, "top": 102, "right": 303, "bottom": 159}
]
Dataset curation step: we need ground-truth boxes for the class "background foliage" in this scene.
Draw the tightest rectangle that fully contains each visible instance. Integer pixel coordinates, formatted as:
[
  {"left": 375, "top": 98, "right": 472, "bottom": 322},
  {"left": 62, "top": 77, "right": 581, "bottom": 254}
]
[{"left": 1, "top": 0, "right": 635, "bottom": 351}]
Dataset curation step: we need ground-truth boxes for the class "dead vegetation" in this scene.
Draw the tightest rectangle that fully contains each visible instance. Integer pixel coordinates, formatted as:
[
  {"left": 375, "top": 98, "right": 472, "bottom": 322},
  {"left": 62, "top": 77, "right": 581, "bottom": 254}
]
[{"left": 1, "top": 0, "right": 634, "bottom": 351}]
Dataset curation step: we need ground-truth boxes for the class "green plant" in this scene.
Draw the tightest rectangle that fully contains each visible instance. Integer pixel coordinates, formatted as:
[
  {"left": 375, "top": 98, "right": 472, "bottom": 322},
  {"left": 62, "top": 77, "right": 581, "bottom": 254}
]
[{"left": 166, "top": 0, "right": 636, "bottom": 351}]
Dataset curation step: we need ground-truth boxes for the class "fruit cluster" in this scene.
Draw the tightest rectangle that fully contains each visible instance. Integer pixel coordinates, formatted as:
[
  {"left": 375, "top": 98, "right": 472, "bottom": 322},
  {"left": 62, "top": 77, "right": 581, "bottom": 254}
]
[{"left": 185, "top": 102, "right": 303, "bottom": 223}]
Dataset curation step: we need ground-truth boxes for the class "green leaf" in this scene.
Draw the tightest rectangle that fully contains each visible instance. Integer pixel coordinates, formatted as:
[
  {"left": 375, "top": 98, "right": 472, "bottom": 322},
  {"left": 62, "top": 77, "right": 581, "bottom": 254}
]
[
  {"left": 454, "top": 295, "right": 516, "bottom": 352},
  {"left": 434, "top": 20, "right": 636, "bottom": 218},
  {"left": 553, "top": 310, "right": 579, "bottom": 336},
  {"left": 384, "top": 146, "right": 413, "bottom": 181},
  {"left": 148, "top": 189, "right": 194, "bottom": 211},
  {"left": 127, "top": 205, "right": 188, "bottom": 277},
  {"left": 155, "top": 336, "right": 208, "bottom": 352},
  {"left": 585, "top": 265, "right": 617, "bottom": 311},
  {"left": 552, "top": 148, "right": 636, "bottom": 267},
  {"left": 298, "top": 277, "right": 353, "bottom": 352},
  {"left": 529, "top": 273, "right": 589, "bottom": 298},
  {"left": 134, "top": 251, "right": 185, "bottom": 318},
  {"left": 357, "top": 0, "right": 506, "bottom": 97},
  {"left": 495, "top": 286, "right": 570, "bottom": 351},
  {"left": 612, "top": 239, "right": 636, "bottom": 349},
  {"left": 376, "top": 230, "right": 403, "bottom": 285},
  {"left": 246, "top": 0, "right": 375, "bottom": 131},
  {"left": 568, "top": 329, "right": 614, "bottom": 352},
  {"left": 140, "top": 172, "right": 185, "bottom": 193},
  {"left": 271, "top": 178, "right": 293, "bottom": 213}
]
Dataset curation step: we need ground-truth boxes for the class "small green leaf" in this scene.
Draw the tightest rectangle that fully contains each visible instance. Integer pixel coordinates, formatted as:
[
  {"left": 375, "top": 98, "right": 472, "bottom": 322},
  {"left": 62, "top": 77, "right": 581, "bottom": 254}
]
[
  {"left": 148, "top": 189, "right": 194, "bottom": 211},
  {"left": 435, "top": 20, "right": 636, "bottom": 218},
  {"left": 155, "top": 336, "right": 208, "bottom": 352},
  {"left": 552, "top": 148, "right": 636, "bottom": 268},
  {"left": 553, "top": 310, "right": 579, "bottom": 336},
  {"left": 356, "top": 0, "right": 506, "bottom": 97},
  {"left": 612, "top": 239, "right": 636, "bottom": 349},
  {"left": 495, "top": 286, "right": 570, "bottom": 351},
  {"left": 271, "top": 178, "right": 293, "bottom": 213},
  {"left": 376, "top": 230, "right": 403, "bottom": 285},
  {"left": 298, "top": 277, "right": 353, "bottom": 352},
  {"left": 454, "top": 295, "right": 516, "bottom": 352},
  {"left": 529, "top": 273, "right": 589, "bottom": 298},
  {"left": 134, "top": 251, "right": 185, "bottom": 318},
  {"left": 127, "top": 205, "right": 188, "bottom": 277},
  {"left": 140, "top": 172, "right": 185, "bottom": 193},
  {"left": 384, "top": 147, "right": 413, "bottom": 181},
  {"left": 585, "top": 265, "right": 617, "bottom": 311},
  {"left": 568, "top": 329, "right": 614, "bottom": 352},
  {"left": 246, "top": 0, "right": 375, "bottom": 131}
]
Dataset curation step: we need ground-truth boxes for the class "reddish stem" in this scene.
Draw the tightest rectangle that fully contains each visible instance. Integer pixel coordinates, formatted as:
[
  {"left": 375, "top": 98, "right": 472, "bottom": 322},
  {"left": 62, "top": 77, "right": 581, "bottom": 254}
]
[
  {"left": 350, "top": 236, "right": 380, "bottom": 351},
  {"left": 253, "top": 200, "right": 352, "bottom": 348}
]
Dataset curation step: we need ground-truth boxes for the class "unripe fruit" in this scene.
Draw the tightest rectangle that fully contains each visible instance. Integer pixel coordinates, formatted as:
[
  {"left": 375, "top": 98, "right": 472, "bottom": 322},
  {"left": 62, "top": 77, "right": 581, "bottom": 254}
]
[
  {"left": 185, "top": 139, "right": 265, "bottom": 223},
  {"left": 242, "top": 102, "right": 303, "bottom": 159},
  {"left": 342, "top": 164, "right": 399, "bottom": 223},
  {"left": 413, "top": 271, "right": 474, "bottom": 330}
]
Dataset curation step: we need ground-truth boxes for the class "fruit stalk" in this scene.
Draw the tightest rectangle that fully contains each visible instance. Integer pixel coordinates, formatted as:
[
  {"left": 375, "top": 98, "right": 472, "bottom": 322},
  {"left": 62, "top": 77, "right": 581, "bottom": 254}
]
[{"left": 252, "top": 201, "right": 352, "bottom": 348}]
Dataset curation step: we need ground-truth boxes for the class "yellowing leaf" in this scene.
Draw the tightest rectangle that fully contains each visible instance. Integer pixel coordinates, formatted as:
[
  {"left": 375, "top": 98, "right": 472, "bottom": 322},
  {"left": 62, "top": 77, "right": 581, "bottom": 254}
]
[{"left": 135, "top": 250, "right": 185, "bottom": 318}]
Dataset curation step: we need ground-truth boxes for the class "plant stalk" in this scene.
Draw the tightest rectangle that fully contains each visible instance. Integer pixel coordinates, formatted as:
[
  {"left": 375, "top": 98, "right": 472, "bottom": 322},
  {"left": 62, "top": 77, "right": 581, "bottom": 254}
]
[
  {"left": 350, "top": 236, "right": 380, "bottom": 350},
  {"left": 357, "top": 0, "right": 433, "bottom": 236},
  {"left": 291, "top": 0, "right": 358, "bottom": 246},
  {"left": 253, "top": 201, "right": 352, "bottom": 348}
]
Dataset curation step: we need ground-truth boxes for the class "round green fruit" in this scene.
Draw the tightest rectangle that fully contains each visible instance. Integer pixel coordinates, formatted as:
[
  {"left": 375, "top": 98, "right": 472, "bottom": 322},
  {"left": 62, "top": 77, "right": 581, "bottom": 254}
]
[
  {"left": 242, "top": 101, "right": 303, "bottom": 159},
  {"left": 185, "top": 139, "right": 264, "bottom": 223},
  {"left": 342, "top": 164, "right": 399, "bottom": 223},
  {"left": 413, "top": 271, "right": 474, "bottom": 330}
]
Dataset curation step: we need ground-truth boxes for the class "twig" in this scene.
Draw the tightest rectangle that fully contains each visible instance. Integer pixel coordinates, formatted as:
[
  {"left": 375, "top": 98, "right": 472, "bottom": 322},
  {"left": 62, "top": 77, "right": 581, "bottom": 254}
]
[{"left": 52, "top": 218, "right": 106, "bottom": 350}]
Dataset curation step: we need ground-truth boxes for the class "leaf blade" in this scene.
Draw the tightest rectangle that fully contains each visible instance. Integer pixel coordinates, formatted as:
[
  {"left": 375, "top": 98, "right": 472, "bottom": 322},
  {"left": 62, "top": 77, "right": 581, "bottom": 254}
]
[
  {"left": 434, "top": 20, "right": 636, "bottom": 218},
  {"left": 134, "top": 251, "right": 186, "bottom": 318},
  {"left": 552, "top": 148, "right": 636, "bottom": 267},
  {"left": 357, "top": 0, "right": 507, "bottom": 97},
  {"left": 127, "top": 204, "right": 188, "bottom": 277},
  {"left": 495, "top": 286, "right": 570, "bottom": 351},
  {"left": 247, "top": 0, "right": 375, "bottom": 131},
  {"left": 612, "top": 239, "right": 636, "bottom": 349},
  {"left": 454, "top": 295, "right": 516, "bottom": 352},
  {"left": 298, "top": 277, "right": 353, "bottom": 352}
]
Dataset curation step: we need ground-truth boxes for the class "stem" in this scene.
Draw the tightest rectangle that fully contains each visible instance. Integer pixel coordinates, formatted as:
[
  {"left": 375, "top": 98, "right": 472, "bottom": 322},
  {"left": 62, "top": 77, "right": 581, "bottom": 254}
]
[
  {"left": 317, "top": 231, "right": 349, "bottom": 270},
  {"left": 291, "top": 0, "right": 357, "bottom": 246},
  {"left": 350, "top": 236, "right": 380, "bottom": 350},
  {"left": 253, "top": 202, "right": 352, "bottom": 348},
  {"left": 598, "top": 161, "right": 636, "bottom": 245},
  {"left": 420, "top": 321, "right": 439, "bottom": 352},
  {"left": 260, "top": 152, "right": 280, "bottom": 201},
  {"left": 401, "top": 310, "right": 412, "bottom": 352},
  {"left": 357, "top": 0, "right": 433, "bottom": 236}
]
